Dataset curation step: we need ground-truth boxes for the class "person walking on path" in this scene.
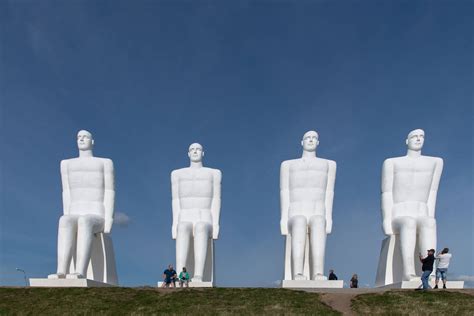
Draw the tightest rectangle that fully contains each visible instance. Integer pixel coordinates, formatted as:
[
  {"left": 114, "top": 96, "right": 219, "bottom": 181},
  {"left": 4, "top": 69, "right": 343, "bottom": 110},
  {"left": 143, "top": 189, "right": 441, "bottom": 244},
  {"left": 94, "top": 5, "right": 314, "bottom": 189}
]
[
  {"left": 328, "top": 269, "right": 338, "bottom": 281},
  {"left": 435, "top": 248, "right": 452, "bottom": 289},
  {"left": 350, "top": 274, "right": 358, "bottom": 288},
  {"left": 417, "top": 249, "right": 435, "bottom": 290},
  {"left": 162, "top": 264, "right": 177, "bottom": 288},
  {"left": 179, "top": 267, "right": 190, "bottom": 288}
]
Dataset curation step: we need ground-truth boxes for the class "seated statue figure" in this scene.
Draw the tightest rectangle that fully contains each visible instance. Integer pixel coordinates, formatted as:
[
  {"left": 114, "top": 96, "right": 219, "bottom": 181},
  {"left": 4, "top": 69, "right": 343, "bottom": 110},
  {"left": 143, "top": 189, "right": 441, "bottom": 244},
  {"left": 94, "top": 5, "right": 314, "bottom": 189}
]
[
  {"left": 48, "top": 130, "right": 115, "bottom": 279},
  {"left": 171, "top": 143, "right": 221, "bottom": 283},
  {"left": 381, "top": 129, "right": 443, "bottom": 281},
  {"left": 280, "top": 131, "right": 336, "bottom": 280}
]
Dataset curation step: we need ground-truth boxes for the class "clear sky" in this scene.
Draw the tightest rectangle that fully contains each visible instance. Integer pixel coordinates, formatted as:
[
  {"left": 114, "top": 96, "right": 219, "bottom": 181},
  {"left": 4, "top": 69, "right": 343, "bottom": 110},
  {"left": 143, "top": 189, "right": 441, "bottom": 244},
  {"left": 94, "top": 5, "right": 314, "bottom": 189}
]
[{"left": 1, "top": 1, "right": 472, "bottom": 287}]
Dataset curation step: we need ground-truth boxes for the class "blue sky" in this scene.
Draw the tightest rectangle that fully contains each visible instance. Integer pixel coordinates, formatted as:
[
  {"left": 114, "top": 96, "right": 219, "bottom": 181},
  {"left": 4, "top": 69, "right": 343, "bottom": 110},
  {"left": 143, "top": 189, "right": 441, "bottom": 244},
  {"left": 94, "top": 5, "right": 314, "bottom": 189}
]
[{"left": 1, "top": 1, "right": 472, "bottom": 287}]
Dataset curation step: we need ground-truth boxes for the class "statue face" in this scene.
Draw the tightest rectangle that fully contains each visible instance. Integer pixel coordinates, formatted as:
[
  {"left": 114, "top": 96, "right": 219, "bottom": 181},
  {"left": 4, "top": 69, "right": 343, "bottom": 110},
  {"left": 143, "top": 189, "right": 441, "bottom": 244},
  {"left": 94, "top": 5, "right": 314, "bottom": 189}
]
[
  {"left": 188, "top": 143, "right": 204, "bottom": 163},
  {"left": 406, "top": 129, "right": 425, "bottom": 151},
  {"left": 77, "top": 130, "right": 94, "bottom": 151},
  {"left": 301, "top": 131, "right": 319, "bottom": 152}
]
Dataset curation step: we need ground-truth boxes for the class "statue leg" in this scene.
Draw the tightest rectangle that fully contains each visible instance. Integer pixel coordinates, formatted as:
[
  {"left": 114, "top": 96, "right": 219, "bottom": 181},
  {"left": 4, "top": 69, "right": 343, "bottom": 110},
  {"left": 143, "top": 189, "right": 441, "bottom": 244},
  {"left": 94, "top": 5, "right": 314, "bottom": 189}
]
[
  {"left": 309, "top": 215, "right": 327, "bottom": 280},
  {"left": 288, "top": 215, "right": 307, "bottom": 280},
  {"left": 75, "top": 215, "right": 104, "bottom": 277},
  {"left": 176, "top": 222, "right": 193, "bottom": 277},
  {"left": 54, "top": 215, "right": 78, "bottom": 277},
  {"left": 417, "top": 217, "right": 437, "bottom": 258},
  {"left": 392, "top": 216, "right": 417, "bottom": 280},
  {"left": 193, "top": 222, "right": 212, "bottom": 281}
]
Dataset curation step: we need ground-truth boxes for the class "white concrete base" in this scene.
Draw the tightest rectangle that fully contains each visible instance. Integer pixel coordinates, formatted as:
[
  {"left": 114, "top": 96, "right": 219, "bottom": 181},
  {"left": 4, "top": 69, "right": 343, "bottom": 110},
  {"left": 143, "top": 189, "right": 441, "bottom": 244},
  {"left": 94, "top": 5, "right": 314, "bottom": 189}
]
[
  {"left": 29, "top": 278, "right": 114, "bottom": 287},
  {"left": 377, "top": 280, "right": 464, "bottom": 289},
  {"left": 157, "top": 281, "right": 213, "bottom": 288},
  {"left": 282, "top": 280, "right": 344, "bottom": 288}
]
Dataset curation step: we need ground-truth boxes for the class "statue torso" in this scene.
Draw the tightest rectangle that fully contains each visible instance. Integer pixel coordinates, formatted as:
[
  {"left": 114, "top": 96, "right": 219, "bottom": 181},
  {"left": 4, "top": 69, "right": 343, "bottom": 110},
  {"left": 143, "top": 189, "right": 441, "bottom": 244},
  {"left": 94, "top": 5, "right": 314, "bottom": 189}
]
[
  {"left": 286, "top": 157, "right": 329, "bottom": 217},
  {"left": 64, "top": 157, "right": 106, "bottom": 216},
  {"left": 390, "top": 155, "right": 439, "bottom": 217},
  {"left": 174, "top": 167, "right": 216, "bottom": 223}
]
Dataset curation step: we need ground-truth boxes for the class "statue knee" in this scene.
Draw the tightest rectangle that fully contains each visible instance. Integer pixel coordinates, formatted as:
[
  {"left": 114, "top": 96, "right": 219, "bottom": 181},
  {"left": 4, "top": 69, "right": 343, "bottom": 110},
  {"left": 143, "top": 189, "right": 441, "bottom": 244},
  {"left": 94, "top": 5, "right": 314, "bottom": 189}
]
[
  {"left": 399, "top": 217, "right": 417, "bottom": 231},
  {"left": 421, "top": 217, "right": 437, "bottom": 229},
  {"left": 290, "top": 216, "right": 307, "bottom": 229},
  {"left": 177, "top": 222, "right": 191, "bottom": 234},
  {"left": 309, "top": 215, "right": 326, "bottom": 229},
  {"left": 59, "top": 215, "right": 75, "bottom": 228},
  {"left": 77, "top": 216, "right": 94, "bottom": 231},
  {"left": 194, "top": 222, "right": 210, "bottom": 236}
]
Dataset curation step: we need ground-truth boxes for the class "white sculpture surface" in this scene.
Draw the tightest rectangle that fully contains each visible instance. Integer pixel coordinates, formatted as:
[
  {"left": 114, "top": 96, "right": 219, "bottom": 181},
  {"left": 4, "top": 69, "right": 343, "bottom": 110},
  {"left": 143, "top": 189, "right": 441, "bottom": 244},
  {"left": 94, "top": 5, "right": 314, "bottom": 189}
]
[
  {"left": 376, "top": 129, "right": 443, "bottom": 286},
  {"left": 171, "top": 143, "right": 221, "bottom": 285},
  {"left": 46, "top": 130, "right": 118, "bottom": 285},
  {"left": 280, "top": 131, "right": 336, "bottom": 281}
]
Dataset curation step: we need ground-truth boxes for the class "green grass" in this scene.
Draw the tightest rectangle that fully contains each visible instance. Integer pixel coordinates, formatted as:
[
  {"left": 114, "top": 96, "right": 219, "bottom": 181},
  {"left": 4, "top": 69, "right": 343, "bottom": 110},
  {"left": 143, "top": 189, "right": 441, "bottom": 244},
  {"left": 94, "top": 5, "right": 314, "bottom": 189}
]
[
  {"left": 351, "top": 290, "right": 474, "bottom": 316},
  {"left": 0, "top": 287, "right": 339, "bottom": 315}
]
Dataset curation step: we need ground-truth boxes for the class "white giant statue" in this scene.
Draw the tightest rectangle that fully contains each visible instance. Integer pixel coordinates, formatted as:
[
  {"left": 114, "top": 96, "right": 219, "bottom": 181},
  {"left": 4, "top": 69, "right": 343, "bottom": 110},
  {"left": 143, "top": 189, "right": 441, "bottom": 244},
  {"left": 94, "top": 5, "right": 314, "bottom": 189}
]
[
  {"left": 171, "top": 143, "right": 221, "bottom": 284},
  {"left": 280, "top": 131, "right": 336, "bottom": 281},
  {"left": 47, "top": 130, "right": 118, "bottom": 284},
  {"left": 376, "top": 129, "right": 443, "bottom": 285}
]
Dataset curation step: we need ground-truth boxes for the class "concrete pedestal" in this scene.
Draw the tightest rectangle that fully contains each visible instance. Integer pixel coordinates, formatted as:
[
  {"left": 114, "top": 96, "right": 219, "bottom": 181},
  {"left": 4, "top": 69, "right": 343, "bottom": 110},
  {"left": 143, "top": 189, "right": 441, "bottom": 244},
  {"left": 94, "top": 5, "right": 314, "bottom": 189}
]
[
  {"left": 377, "top": 280, "right": 464, "bottom": 289},
  {"left": 282, "top": 280, "right": 344, "bottom": 288},
  {"left": 157, "top": 281, "right": 213, "bottom": 288},
  {"left": 29, "top": 278, "right": 114, "bottom": 287}
]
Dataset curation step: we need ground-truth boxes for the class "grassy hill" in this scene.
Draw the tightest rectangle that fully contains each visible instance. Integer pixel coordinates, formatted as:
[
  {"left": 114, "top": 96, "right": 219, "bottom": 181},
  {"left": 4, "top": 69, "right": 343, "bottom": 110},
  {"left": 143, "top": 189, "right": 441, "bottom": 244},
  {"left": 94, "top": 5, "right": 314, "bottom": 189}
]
[
  {"left": 0, "top": 287, "right": 473, "bottom": 315},
  {"left": 352, "top": 290, "right": 474, "bottom": 315},
  {"left": 0, "top": 287, "right": 338, "bottom": 315}
]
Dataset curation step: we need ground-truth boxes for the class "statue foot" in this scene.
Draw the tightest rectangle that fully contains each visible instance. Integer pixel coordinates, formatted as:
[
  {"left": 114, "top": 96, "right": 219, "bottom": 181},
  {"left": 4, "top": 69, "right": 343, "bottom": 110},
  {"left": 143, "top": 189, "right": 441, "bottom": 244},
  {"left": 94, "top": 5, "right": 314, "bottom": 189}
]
[
  {"left": 312, "top": 274, "right": 328, "bottom": 281},
  {"left": 192, "top": 276, "right": 203, "bottom": 282},
  {"left": 66, "top": 273, "right": 85, "bottom": 279},
  {"left": 294, "top": 274, "right": 307, "bottom": 281},
  {"left": 48, "top": 273, "right": 66, "bottom": 279}
]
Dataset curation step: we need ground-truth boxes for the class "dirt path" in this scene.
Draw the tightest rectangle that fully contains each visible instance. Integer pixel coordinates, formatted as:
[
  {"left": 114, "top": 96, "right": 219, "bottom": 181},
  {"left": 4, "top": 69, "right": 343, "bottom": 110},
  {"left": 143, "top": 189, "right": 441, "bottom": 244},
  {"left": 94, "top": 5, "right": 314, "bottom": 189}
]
[{"left": 319, "top": 292, "right": 357, "bottom": 316}]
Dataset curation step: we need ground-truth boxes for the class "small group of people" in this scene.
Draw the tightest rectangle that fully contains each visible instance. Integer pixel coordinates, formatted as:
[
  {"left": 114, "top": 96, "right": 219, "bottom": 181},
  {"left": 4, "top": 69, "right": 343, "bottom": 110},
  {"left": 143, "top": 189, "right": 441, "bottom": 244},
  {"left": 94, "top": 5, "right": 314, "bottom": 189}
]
[
  {"left": 328, "top": 269, "right": 359, "bottom": 288},
  {"left": 161, "top": 265, "right": 190, "bottom": 288},
  {"left": 417, "top": 247, "right": 452, "bottom": 290}
]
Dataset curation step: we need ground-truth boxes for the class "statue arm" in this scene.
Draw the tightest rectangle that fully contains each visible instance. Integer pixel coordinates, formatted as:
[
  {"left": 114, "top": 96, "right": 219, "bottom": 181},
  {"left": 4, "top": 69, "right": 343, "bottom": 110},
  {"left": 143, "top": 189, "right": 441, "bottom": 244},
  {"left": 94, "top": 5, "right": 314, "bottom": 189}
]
[
  {"left": 103, "top": 159, "right": 115, "bottom": 234},
  {"left": 211, "top": 170, "right": 222, "bottom": 239},
  {"left": 60, "top": 160, "right": 70, "bottom": 215},
  {"left": 381, "top": 159, "right": 394, "bottom": 235},
  {"left": 427, "top": 158, "right": 443, "bottom": 218},
  {"left": 171, "top": 171, "right": 180, "bottom": 239},
  {"left": 280, "top": 161, "right": 290, "bottom": 235},
  {"left": 325, "top": 160, "right": 337, "bottom": 234}
]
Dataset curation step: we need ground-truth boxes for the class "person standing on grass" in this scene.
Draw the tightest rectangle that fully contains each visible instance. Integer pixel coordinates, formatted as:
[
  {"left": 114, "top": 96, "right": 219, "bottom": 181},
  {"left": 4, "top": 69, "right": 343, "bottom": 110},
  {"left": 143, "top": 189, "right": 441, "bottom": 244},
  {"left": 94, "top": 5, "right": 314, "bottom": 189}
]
[
  {"left": 328, "top": 269, "right": 338, "bottom": 280},
  {"left": 435, "top": 248, "right": 452, "bottom": 289},
  {"left": 350, "top": 274, "right": 358, "bottom": 288},
  {"left": 179, "top": 267, "right": 190, "bottom": 288},
  {"left": 162, "top": 264, "right": 177, "bottom": 288},
  {"left": 417, "top": 249, "right": 435, "bottom": 290}
]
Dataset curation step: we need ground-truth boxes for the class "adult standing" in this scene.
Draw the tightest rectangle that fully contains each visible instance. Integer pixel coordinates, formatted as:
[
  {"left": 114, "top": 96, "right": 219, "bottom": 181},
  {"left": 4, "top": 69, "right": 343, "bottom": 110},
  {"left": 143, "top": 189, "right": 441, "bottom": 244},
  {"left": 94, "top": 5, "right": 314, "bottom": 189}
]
[
  {"left": 350, "top": 274, "right": 358, "bottom": 288},
  {"left": 418, "top": 249, "right": 435, "bottom": 290},
  {"left": 328, "top": 269, "right": 338, "bottom": 281},
  {"left": 435, "top": 248, "right": 452, "bottom": 289}
]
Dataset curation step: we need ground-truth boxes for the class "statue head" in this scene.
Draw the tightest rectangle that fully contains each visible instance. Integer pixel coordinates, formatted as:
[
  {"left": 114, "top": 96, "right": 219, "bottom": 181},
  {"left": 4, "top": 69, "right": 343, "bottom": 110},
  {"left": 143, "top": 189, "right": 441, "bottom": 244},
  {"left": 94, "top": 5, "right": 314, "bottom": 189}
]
[
  {"left": 188, "top": 143, "right": 204, "bottom": 163},
  {"left": 77, "top": 130, "right": 94, "bottom": 151},
  {"left": 301, "top": 130, "right": 319, "bottom": 152},
  {"left": 406, "top": 129, "right": 425, "bottom": 151}
]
